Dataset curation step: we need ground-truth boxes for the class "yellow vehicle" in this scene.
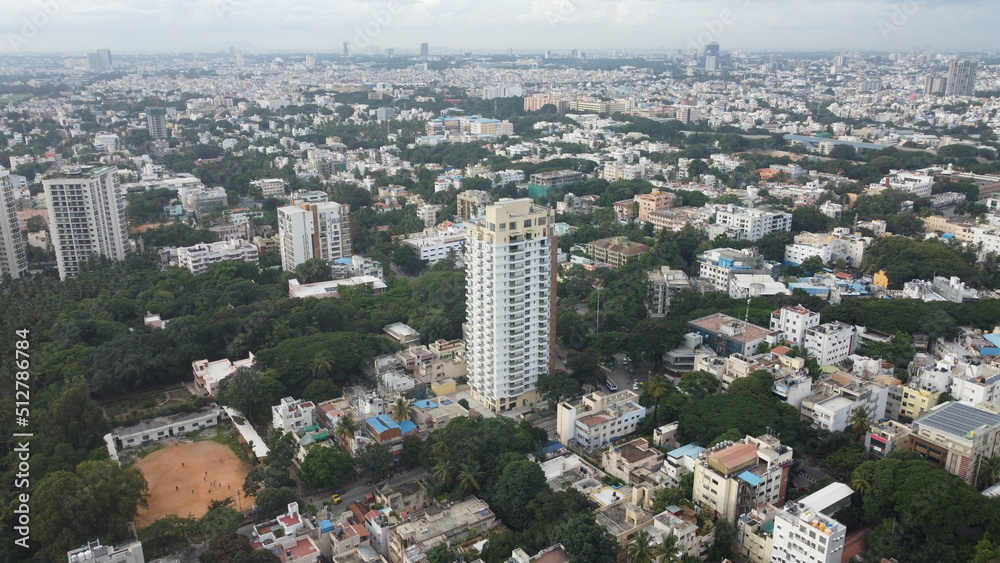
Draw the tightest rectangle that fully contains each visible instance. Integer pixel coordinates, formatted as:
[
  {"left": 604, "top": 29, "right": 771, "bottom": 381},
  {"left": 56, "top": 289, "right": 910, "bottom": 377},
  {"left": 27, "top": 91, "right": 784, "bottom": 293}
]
[{"left": 330, "top": 494, "right": 342, "bottom": 504}]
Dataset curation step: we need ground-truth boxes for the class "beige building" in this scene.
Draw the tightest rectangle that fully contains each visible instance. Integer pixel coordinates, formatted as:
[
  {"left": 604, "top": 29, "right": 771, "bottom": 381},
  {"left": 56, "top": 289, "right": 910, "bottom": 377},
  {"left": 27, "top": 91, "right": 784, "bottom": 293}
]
[
  {"left": 465, "top": 198, "right": 556, "bottom": 412},
  {"left": 602, "top": 438, "right": 664, "bottom": 484},
  {"left": 586, "top": 236, "right": 649, "bottom": 267},
  {"left": 557, "top": 390, "right": 646, "bottom": 451},
  {"left": 456, "top": 189, "right": 492, "bottom": 220},
  {"left": 388, "top": 497, "right": 497, "bottom": 563},
  {"left": 636, "top": 189, "right": 677, "bottom": 222},
  {"left": 692, "top": 435, "right": 793, "bottom": 524},
  {"left": 736, "top": 504, "right": 779, "bottom": 563},
  {"left": 908, "top": 402, "right": 1000, "bottom": 485}
]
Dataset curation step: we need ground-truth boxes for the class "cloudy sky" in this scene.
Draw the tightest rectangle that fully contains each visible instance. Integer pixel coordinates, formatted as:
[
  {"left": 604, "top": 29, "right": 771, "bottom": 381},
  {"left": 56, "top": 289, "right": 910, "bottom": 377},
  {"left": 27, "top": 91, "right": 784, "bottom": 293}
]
[{"left": 3, "top": 0, "right": 997, "bottom": 54}]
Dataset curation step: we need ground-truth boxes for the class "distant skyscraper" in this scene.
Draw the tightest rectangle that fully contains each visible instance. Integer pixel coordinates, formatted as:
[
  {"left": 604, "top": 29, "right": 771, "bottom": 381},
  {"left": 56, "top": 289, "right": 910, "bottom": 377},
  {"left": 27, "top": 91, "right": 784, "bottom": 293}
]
[
  {"left": 465, "top": 198, "right": 556, "bottom": 413},
  {"left": 43, "top": 166, "right": 129, "bottom": 280},
  {"left": 420, "top": 42, "right": 429, "bottom": 57},
  {"left": 0, "top": 168, "right": 28, "bottom": 279},
  {"left": 343, "top": 42, "right": 350, "bottom": 58},
  {"left": 87, "top": 49, "right": 112, "bottom": 71},
  {"left": 277, "top": 202, "right": 352, "bottom": 271},
  {"left": 229, "top": 45, "right": 235, "bottom": 56},
  {"left": 924, "top": 75, "right": 947, "bottom": 96},
  {"left": 945, "top": 59, "right": 978, "bottom": 96},
  {"left": 305, "top": 55, "right": 317, "bottom": 68},
  {"left": 146, "top": 107, "right": 168, "bottom": 140},
  {"left": 705, "top": 42, "right": 720, "bottom": 57},
  {"left": 235, "top": 51, "right": 245, "bottom": 68},
  {"left": 386, "top": 48, "right": 394, "bottom": 58}
]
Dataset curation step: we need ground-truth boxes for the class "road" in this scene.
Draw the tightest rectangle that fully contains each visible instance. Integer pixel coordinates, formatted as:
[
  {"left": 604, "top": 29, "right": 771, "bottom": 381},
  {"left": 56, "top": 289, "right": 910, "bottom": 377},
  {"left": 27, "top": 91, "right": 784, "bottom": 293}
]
[
  {"left": 236, "top": 466, "right": 428, "bottom": 538},
  {"left": 554, "top": 344, "right": 649, "bottom": 394}
]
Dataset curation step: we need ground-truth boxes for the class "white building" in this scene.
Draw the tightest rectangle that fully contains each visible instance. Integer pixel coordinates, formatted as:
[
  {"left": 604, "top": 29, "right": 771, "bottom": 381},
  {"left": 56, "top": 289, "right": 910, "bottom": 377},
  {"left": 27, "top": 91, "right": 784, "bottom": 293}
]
[
  {"left": 771, "top": 500, "right": 847, "bottom": 563},
  {"left": 0, "top": 168, "right": 27, "bottom": 279},
  {"left": 192, "top": 352, "right": 255, "bottom": 395},
  {"left": 713, "top": 205, "right": 792, "bottom": 242},
  {"left": 272, "top": 396, "right": 317, "bottom": 433},
  {"left": 783, "top": 228, "right": 872, "bottom": 268},
  {"left": 68, "top": 539, "right": 145, "bottom": 563},
  {"left": 647, "top": 267, "right": 692, "bottom": 317},
  {"left": 804, "top": 322, "right": 857, "bottom": 365},
  {"left": 465, "top": 198, "right": 555, "bottom": 412},
  {"left": 278, "top": 201, "right": 352, "bottom": 271},
  {"left": 402, "top": 224, "right": 467, "bottom": 262},
  {"left": 868, "top": 170, "right": 934, "bottom": 198},
  {"left": 557, "top": 390, "right": 647, "bottom": 451},
  {"left": 43, "top": 166, "right": 129, "bottom": 280},
  {"left": 692, "top": 435, "right": 794, "bottom": 524},
  {"left": 697, "top": 247, "right": 770, "bottom": 293},
  {"left": 172, "top": 239, "right": 259, "bottom": 274},
  {"left": 770, "top": 306, "right": 821, "bottom": 347}
]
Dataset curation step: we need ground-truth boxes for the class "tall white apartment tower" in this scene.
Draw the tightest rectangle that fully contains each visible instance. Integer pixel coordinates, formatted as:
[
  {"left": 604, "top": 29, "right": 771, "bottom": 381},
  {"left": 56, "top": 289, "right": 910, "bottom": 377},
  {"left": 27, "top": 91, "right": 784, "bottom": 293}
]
[
  {"left": 0, "top": 168, "right": 28, "bottom": 279},
  {"left": 277, "top": 201, "right": 352, "bottom": 271},
  {"left": 465, "top": 198, "right": 556, "bottom": 413},
  {"left": 42, "top": 166, "right": 129, "bottom": 280}
]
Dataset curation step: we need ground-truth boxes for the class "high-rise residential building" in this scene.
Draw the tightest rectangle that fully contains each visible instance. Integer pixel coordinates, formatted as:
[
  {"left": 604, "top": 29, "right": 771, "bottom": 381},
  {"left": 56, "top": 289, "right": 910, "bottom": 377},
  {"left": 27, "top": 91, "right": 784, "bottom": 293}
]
[
  {"left": 43, "top": 166, "right": 129, "bottom": 280},
  {"left": 945, "top": 58, "right": 978, "bottom": 96},
  {"left": 277, "top": 201, "right": 352, "bottom": 271},
  {"left": 87, "top": 49, "right": 112, "bottom": 71},
  {"left": 0, "top": 168, "right": 28, "bottom": 279},
  {"left": 305, "top": 55, "right": 317, "bottom": 68},
  {"left": 769, "top": 305, "right": 821, "bottom": 347},
  {"left": 705, "top": 42, "right": 720, "bottom": 57},
  {"left": 420, "top": 42, "right": 429, "bottom": 57},
  {"left": 146, "top": 107, "right": 168, "bottom": 140},
  {"left": 465, "top": 198, "right": 555, "bottom": 412},
  {"left": 343, "top": 42, "right": 350, "bottom": 58},
  {"left": 692, "top": 434, "right": 793, "bottom": 524}
]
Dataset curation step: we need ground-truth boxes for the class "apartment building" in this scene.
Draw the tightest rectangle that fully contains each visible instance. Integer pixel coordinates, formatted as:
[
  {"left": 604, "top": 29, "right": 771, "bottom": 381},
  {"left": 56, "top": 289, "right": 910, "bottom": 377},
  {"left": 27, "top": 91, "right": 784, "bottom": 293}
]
[
  {"left": 287, "top": 276, "right": 387, "bottom": 299},
  {"left": 456, "top": 189, "right": 492, "bottom": 219},
  {"left": 191, "top": 352, "right": 255, "bottom": 396},
  {"left": 402, "top": 224, "right": 467, "bottom": 262},
  {"left": 586, "top": 236, "right": 649, "bottom": 267},
  {"left": 0, "top": 168, "right": 27, "bottom": 279},
  {"left": 865, "top": 419, "right": 913, "bottom": 458},
  {"left": 465, "top": 199, "right": 556, "bottom": 412},
  {"left": 804, "top": 322, "right": 857, "bottom": 365},
  {"left": 277, "top": 201, "right": 352, "bottom": 271},
  {"left": 388, "top": 497, "right": 496, "bottom": 563},
  {"left": 272, "top": 397, "right": 317, "bottom": 433},
  {"left": 180, "top": 186, "right": 229, "bottom": 217},
  {"left": 769, "top": 305, "right": 821, "bottom": 347},
  {"left": 692, "top": 435, "right": 793, "bottom": 524},
  {"left": 250, "top": 502, "right": 320, "bottom": 562},
  {"left": 527, "top": 170, "right": 584, "bottom": 198},
  {"left": 636, "top": 189, "right": 677, "bottom": 221},
  {"left": 800, "top": 372, "right": 888, "bottom": 432},
  {"left": 68, "top": 540, "right": 145, "bottom": 563},
  {"left": 602, "top": 438, "right": 664, "bottom": 484},
  {"left": 171, "top": 239, "right": 259, "bottom": 274},
  {"left": 909, "top": 402, "right": 1000, "bottom": 485},
  {"left": 43, "top": 166, "right": 129, "bottom": 280},
  {"left": 697, "top": 247, "right": 770, "bottom": 294},
  {"left": 771, "top": 501, "right": 847, "bottom": 563},
  {"left": 712, "top": 205, "right": 792, "bottom": 241},
  {"left": 557, "top": 390, "right": 646, "bottom": 451},
  {"left": 647, "top": 267, "right": 692, "bottom": 317},
  {"left": 783, "top": 228, "right": 872, "bottom": 268},
  {"left": 250, "top": 178, "right": 288, "bottom": 198},
  {"left": 687, "top": 313, "right": 777, "bottom": 358},
  {"left": 868, "top": 170, "right": 934, "bottom": 198}
]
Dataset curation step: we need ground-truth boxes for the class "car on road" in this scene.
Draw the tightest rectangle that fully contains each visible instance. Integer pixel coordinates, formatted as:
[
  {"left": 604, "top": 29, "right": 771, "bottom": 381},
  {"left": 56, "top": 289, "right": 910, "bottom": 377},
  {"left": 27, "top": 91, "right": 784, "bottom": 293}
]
[
  {"left": 330, "top": 494, "right": 342, "bottom": 504},
  {"left": 632, "top": 381, "right": 639, "bottom": 391},
  {"left": 558, "top": 354, "right": 565, "bottom": 360}
]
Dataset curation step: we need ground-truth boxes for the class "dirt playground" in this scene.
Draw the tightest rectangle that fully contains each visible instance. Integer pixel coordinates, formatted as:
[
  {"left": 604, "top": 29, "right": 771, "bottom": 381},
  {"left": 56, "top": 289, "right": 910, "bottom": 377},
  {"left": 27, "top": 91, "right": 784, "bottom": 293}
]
[{"left": 135, "top": 441, "right": 254, "bottom": 528}]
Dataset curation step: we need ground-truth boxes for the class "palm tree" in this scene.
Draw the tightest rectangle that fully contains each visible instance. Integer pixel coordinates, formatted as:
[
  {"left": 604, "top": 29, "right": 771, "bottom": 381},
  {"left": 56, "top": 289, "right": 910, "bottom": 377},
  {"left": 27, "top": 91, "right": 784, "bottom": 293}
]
[
  {"left": 644, "top": 375, "right": 669, "bottom": 424},
  {"left": 626, "top": 529, "right": 655, "bottom": 563},
  {"left": 335, "top": 415, "right": 359, "bottom": 452},
  {"left": 653, "top": 533, "right": 681, "bottom": 563},
  {"left": 310, "top": 353, "right": 332, "bottom": 379},
  {"left": 851, "top": 465, "right": 874, "bottom": 497},
  {"left": 430, "top": 440, "right": 449, "bottom": 459},
  {"left": 977, "top": 456, "right": 1000, "bottom": 489},
  {"left": 433, "top": 461, "right": 454, "bottom": 486},
  {"left": 457, "top": 462, "right": 484, "bottom": 494},
  {"left": 848, "top": 405, "right": 872, "bottom": 439},
  {"left": 390, "top": 398, "right": 413, "bottom": 423}
]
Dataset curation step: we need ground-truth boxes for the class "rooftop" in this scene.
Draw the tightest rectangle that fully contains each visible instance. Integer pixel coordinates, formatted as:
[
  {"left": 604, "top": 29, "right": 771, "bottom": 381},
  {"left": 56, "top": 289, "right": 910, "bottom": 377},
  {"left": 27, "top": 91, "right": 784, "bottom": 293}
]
[{"left": 914, "top": 401, "right": 1000, "bottom": 438}]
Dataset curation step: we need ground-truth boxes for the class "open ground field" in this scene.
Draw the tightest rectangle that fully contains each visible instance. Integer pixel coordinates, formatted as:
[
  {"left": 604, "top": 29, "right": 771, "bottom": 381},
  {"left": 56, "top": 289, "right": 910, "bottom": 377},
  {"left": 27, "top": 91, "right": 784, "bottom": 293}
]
[{"left": 135, "top": 440, "right": 254, "bottom": 528}]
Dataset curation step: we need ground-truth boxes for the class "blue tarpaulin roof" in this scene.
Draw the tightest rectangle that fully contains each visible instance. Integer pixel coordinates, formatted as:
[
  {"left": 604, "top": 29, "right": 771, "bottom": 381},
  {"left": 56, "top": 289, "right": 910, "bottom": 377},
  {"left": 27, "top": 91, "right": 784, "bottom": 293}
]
[
  {"left": 738, "top": 470, "right": 763, "bottom": 486},
  {"left": 399, "top": 420, "right": 417, "bottom": 434}
]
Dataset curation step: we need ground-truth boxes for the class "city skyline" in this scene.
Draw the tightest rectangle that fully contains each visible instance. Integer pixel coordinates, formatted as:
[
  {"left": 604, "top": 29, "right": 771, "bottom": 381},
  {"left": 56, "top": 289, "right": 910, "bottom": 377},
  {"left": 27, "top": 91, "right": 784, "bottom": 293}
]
[{"left": 3, "top": 0, "right": 999, "bottom": 54}]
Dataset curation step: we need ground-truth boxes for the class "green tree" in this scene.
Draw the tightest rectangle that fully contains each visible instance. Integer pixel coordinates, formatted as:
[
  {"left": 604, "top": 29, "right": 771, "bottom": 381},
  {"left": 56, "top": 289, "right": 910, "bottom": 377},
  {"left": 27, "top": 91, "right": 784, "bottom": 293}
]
[
  {"left": 335, "top": 415, "right": 359, "bottom": 451},
  {"left": 677, "top": 370, "right": 719, "bottom": 398},
  {"left": 485, "top": 458, "right": 548, "bottom": 531},
  {"left": 566, "top": 347, "right": 602, "bottom": 384},
  {"left": 977, "top": 456, "right": 1000, "bottom": 490},
  {"left": 390, "top": 398, "right": 414, "bottom": 423},
  {"left": 799, "top": 255, "right": 826, "bottom": 275},
  {"left": 626, "top": 529, "right": 655, "bottom": 563},
  {"left": 198, "top": 500, "right": 243, "bottom": 537},
  {"left": 294, "top": 258, "right": 333, "bottom": 283},
  {"left": 550, "top": 514, "right": 618, "bottom": 563},
  {"left": 254, "top": 486, "right": 301, "bottom": 521},
  {"left": 434, "top": 460, "right": 455, "bottom": 487},
  {"left": 653, "top": 533, "right": 682, "bottom": 563},
  {"left": 643, "top": 375, "right": 670, "bottom": 424},
  {"left": 355, "top": 443, "right": 394, "bottom": 481},
  {"left": 216, "top": 367, "right": 285, "bottom": 424},
  {"left": 426, "top": 543, "right": 458, "bottom": 563},
  {"left": 458, "top": 461, "right": 486, "bottom": 494},
  {"left": 536, "top": 370, "right": 583, "bottom": 409},
  {"left": 310, "top": 353, "right": 332, "bottom": 379},
  {"left": 139, "top": 515, "right": 198, "bottom": 558},
  {"left": 299, "top": 446, "right": 353, "bottom": 489}
]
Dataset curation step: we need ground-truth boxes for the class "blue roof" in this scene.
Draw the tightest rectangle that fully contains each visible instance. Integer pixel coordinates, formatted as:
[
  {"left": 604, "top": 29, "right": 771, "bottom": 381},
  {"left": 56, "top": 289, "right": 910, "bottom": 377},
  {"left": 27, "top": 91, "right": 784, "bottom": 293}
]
[
  {"left": 540, "top": 441, "right": 565, "bottom": 454},
  {"left": 413, "top": 400, "right": 438, "bottom": 409},
  {"left": 440, "top": 398, "right": 454, "bottom": 405},
  {"left": 942, "top": 233, "right": 955, "bottom": 239},
  {"left": 667, "top": 443, "right": 704, "bottom": 460},
  {"left": 319, "top": 520, "right": 334, "bottom": 533},
  {"left": 738, "top": 470, "right": 763, "bottom": 486},
  {"left": 367, "top": 414, "right": 400, "bottom": 434},
  {"left": 334, "top": 257, "right": 353, "bottom": 265},
  {"left": 399, "top": 420, "right": 417, "bottom": 434},
  {"left": 984, "top": 334, "right": 1000, "bottom": 347}
]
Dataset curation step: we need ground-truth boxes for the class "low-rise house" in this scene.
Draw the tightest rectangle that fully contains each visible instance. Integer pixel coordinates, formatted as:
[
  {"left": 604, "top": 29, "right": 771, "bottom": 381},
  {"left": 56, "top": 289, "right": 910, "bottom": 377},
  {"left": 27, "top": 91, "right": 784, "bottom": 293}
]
[
  {"left": 602, "top": 438, "right": 664, "bottom": 484},
  {"left": 67, "top": 539, "right": 145, "bottom": 563},
  {"left": 192, "top": 352, "right": 255, "bottom": 395},
  {"left": 111, "top": 408, "right": 226, "bottom": 451},
  {"left": 272, "top": 397, "right": 317, "bottom": 433},
  {"left": 250, "top": 502, "right": 320, "bottom": 562},
  {"left": 287, "top": 277, "right": 387, "bottom": 299},
  {"left": 375, "top": 480, "right": 430, "bottom": 515},
  {"left": 387, "top": 497, "right": 497, "bottom": 563},
  {"left": 557, "top": 390, "right": 646, "bottom": 451},
  {"left": 585, "top": 236, "right": 649, "bottom": 267},
  {"left": 648, "top": 505, "right": 714, "bottom": 560}
]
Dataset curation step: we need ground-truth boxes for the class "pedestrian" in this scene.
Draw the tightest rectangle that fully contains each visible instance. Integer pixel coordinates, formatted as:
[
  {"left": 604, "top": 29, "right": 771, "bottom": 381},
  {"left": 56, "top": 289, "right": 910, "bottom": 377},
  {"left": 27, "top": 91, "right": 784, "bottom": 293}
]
[{"left": 175, "top": 486, "right": 179, "bottom": 491}]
